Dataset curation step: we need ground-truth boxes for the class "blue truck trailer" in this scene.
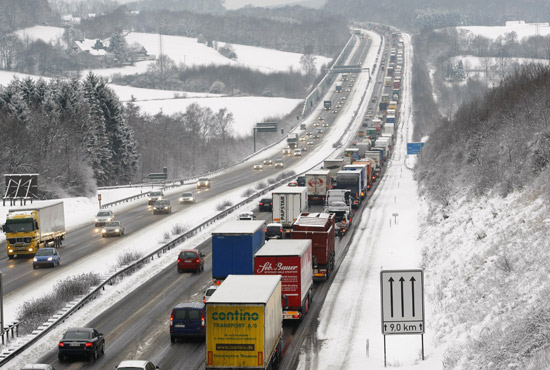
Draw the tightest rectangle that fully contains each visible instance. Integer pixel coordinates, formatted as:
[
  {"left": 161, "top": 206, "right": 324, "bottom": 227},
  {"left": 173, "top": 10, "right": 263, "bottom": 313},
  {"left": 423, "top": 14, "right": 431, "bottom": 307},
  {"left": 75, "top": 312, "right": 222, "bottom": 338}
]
[{"left": 212, "top": 220, "right": 266, "bottom": 279}]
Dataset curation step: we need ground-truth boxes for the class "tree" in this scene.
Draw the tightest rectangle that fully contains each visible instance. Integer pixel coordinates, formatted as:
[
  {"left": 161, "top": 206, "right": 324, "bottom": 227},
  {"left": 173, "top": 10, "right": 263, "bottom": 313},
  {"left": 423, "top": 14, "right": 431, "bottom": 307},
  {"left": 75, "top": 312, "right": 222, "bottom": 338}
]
[
  {"left": 300, "top": 53, "right": 317, "bottom": 78},
  {"left": 107, "top": 29, "right": 128, "bottom": 64},
  {"left": 146, "top": 54, "right": 178, "bottom": 89}
]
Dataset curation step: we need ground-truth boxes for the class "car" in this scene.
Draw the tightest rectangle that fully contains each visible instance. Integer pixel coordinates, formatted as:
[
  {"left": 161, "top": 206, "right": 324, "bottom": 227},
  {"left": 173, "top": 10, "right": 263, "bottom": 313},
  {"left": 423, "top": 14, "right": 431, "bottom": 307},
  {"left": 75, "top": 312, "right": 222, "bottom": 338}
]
[
  {"left": 203, "top": 285, "right": 219, "bottom": 303},
  {"left": 116, "top": 360, "right": 159, "bottom": 370},
  {"left": 179, "top": 192, "right": 195, "bottom": 204},
  {"left": 293, "top": 149, "right": 302, "bottom": 157},
  {"left": 263, "top": 159, "right": 273, "bottom": 166},
  {"left": 177, "top": 249, "right": 205, "bottom": 273},
  {"left": 58, "top": 327, "right": 105, "bottom": 362},
  {"left": 313, "top": 133, "right": 321, "bottom": 139},
  {"left": 296, "top": 175, "right": 306, "bottom": 187},
  {"left": 371, "top": 97, "right": 377, "bottom": 103},
  {"left": 238, "top": 211, "right": 256, "bottom": 220},
  {"left": 322, "top": 122, "right": 329, "bottom": 127},
  {"left": 299, "top": 136, "right": 306, "bottom": 142},
  {"left": 345, "top": 88, "right": 351, "bottom": 92},
  {"left": 336, "top": 104, "right": 342, "bottom": 108},
  {"left": 197, "top": 178, "right": 210, "bottom": 189},
  {"left": 265, "top": 223, "right": 283, "bottom": 239},
  {"left": 274, "top": 159, "right": 284, "bottom": 168},
  {"left": 313, "top": 122, "right": 320, "bottom": 127},
  {"left": 94, "top": 209, "right": 114, "bottom": 227},
  {"left": 307, "top": 140, "right": 314, "bottom": 146},
  {"left": 153, "top": 199, "right": 171, "bottom": 214},
  {"left": 147, "top": 190, "right": 164, "bottom": 205},
  {"left": 317, "top": 128, "right": 324, "bottom": 135},
  {"left": 287, "top": 181, "right": 298, "bottom": 187},
  {"left": 282, "top": 147, "right": 291, "bottom": 155},
  {"left": 301, "top": 145, "right": 308, "bottom": 152},
  {"left": 259, "top": 197, "right": 273, "bottom": 212},
  {"left": 305, "top": 131, "right": 312, "bottom": 137},
  {"left": 101, "top": 221, "right": 125, "bottom": 237},
  {"left": 170, "top": 302, "right": 206, "bottom": 342},
  {"left": 318, "top": 115, "right": 325, "bottom": 121},
  {"left": 33, "top": 248, "right": 60, "bottom": 269},
  {"left": 253, "top": 163, "right": 263, "bottom": 170},
  {"left": 20, "top": 364, "right": 56, "bottom": 370}
]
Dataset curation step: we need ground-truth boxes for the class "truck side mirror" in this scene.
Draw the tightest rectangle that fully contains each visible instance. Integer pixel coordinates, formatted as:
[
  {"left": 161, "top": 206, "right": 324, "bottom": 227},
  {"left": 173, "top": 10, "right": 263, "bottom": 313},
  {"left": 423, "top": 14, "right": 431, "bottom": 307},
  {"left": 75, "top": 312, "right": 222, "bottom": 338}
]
[
  {"left": 282, "top": 295, "right": 289, "bottom": 310},
  {"left": 312, "top": 256, "right": 318, "bottom": 268}
]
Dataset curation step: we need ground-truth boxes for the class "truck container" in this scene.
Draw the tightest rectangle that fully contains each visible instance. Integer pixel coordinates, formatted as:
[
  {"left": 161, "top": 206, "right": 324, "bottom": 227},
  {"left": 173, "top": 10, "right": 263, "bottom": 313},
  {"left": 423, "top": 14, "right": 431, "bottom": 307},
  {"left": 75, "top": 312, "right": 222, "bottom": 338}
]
[
  {"left": 386, "top": 66, "right": 394, "bottom": 77},
  {"left": 393, "top": 79, "right": 401, "bottom": 89},
  {"left": 287, "top": 133, "right": 299, "bottom": 148},
  {"left": 3, "top": 201, "right": 66, "bottom": 258},
  {"left": 300, "top": 123, "right": 306, "bottom": 130},
  {"left": 323, "top": 158, "right": 345, "bottom": 186},
  {"left": 291, "top": 213, "right": 335, "bottom": 280},
  {"left": 335, "top": 170, "right": 362, "bottom": 208},
  {"left": 272, "top": 185, "right": 307, "bottom": 230},
  {"left": 384, "top": 76, "right": 393, "bottom": 87},
  {"left": 392, "top": 89, "right": 400, "bottom": 101},
  {"left": 305, "top": 169, "right": 331, "bottom": 205},
  {"left": 344, "top": 164, "right": 367, "bottom": 199},
  {"left": 366, "top": 128, "right": 378, "bottom": 141},
  {"left": 254, "top": 239, "right": 313, "bottom": 320},
  {"left": 344, "top": 147, "right": 360, "bottom": 161},
  {"left": 371, "top": 118, "right": 383, "bottom": 129},
  {"left": 325, "top": 189, "right": 352, "bottom": 210},
  {"left": 351, "top": 160, "right": 373, "bottom": 190},
  {"left": 324, "top": 100, "right": 332, "bottom": 110},
  {"left": 206, "top": 275, "right": 283, "bottom": 370},
  {"left": 380, "top": 94, "right": 389, "bottom": 103},
  {"left": 381, "top": 132, "right": 394, "bottom": 147},
  {"left": 355, "top": 141, "right": 372, "bottom": 158},
  {"left": 384, "top": 123, "right": 395, "bottom": 138},
  {"left": 386, "top": 115, "right": 396, "bottom": 125},
  {"left": 388, "top": 101, "right": 398, "bottom": 111},
  {"left": 370, "top": 147, "right": 386, "bottom": 167},
  {"left": 211, "top": 220, "right": 266, "bottom": 280},
  {"left": 386, "top": 109, "right": 396, "bottom": 117},
  {"left": 378, "top": 101, "right": 388, "bottom": 114},
  {"left": 365, "top": 151, "right": 382, "bottom": 178}
]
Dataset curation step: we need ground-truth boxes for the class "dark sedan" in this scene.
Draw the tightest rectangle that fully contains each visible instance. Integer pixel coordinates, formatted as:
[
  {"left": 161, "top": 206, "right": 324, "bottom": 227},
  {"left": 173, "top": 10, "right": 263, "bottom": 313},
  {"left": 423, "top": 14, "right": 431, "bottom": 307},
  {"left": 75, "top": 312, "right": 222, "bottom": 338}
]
[{"left": 58, "top": 327, "right": 105, "bottom": 362}]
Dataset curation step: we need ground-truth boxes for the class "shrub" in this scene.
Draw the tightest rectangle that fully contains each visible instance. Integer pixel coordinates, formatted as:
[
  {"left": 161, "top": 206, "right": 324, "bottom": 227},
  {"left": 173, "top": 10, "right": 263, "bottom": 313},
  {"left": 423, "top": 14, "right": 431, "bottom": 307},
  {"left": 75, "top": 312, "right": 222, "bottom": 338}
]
[
  {"left": 216, "top": 200, "right": 233, "bottom": 210},
  {"left": 117, "top": 250, "right": 143, "bottom": 267},
  {"left": 172, "top": 223, "right": 188, "bottom": 235}
]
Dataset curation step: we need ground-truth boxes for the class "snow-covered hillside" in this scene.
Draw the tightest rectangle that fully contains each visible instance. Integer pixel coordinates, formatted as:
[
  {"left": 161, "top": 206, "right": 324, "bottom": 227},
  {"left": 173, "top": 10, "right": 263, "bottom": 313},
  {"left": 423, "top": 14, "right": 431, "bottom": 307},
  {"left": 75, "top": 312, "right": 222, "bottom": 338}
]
[{"left": 458, "top": 21, "right": 550, "bottom": 41}]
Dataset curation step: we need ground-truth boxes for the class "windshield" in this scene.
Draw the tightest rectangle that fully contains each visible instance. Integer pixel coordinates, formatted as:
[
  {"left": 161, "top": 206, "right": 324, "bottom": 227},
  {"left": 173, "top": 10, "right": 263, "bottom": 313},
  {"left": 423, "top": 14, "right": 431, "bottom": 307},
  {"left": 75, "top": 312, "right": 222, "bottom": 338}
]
[
  {"left": 4, "top": 219, "right": 34, "bottom": 233},
  {"left": 35, "top": 248, "right": 54, "bottom": 256},
  {"left": 150, "top": 191, "right": 162, "bottom": 196},
  {"left": 267, "top": 226, "right": 281, "bottom": 233},
  {"left": 105, "top": 222, "right": 120, "bottom": 227},
  {"left": 63, "top": 330, "right": 91, "bottom": 340},
  {"left": 117, "top": 368, "right": 143, "bottom": 370},
  {"left": 334, "top": 211, "right": 347, "bottom": 222},
  {"left": 182, "top": 193, "right": 193, "bottom": 197},
  {"left": 97, "top": 211, "right": 111, "bottom": 217},
  {"left": 180, "top": 252, "right": 198, "bottom": 259}
]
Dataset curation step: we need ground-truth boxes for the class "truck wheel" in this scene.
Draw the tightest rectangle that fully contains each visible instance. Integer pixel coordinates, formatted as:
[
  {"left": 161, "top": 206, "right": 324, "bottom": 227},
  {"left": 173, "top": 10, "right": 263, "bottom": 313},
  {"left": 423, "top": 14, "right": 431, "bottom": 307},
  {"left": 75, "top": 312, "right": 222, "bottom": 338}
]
[
  {"left": 8, "top": 255, "right": 14, "bottom": 260},
  {"left": 305, "top": 296, "right": 310, "bottom": 314}
]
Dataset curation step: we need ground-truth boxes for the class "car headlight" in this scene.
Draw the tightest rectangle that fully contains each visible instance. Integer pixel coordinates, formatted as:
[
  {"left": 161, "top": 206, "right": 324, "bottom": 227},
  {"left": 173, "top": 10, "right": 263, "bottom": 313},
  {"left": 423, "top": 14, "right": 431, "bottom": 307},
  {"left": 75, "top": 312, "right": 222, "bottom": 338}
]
[
  {"left": 179, "top": 198, "right": 183, "bottom": 201},
  {"left": 33, "top": 257, "right": 37, "bottom": 262},
  {"left": 102, "top": 229, "right": 106, "bottom": 233},
  {"left": 48, "top": 257, "right": 52, "bottom": 261},
  {"left": 115, "top": 228, "right": 120, "bottom": 232},
  {"left": 95, "top": 218, "right": 98, "bottom": 222},
  {"left": 164, "top": 206, "right": 168, "bottom": 210}
]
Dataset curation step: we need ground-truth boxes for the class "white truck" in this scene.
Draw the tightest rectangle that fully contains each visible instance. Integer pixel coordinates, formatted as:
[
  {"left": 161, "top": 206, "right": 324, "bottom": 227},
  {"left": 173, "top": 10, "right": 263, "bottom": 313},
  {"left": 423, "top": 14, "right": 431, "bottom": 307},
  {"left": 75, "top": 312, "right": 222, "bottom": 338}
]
[
  {"left": 272, "top": 185, "right": 308, "bottom": 231},
  {"left": 305, "top": 169, "right": 331, "bottom": 205}
]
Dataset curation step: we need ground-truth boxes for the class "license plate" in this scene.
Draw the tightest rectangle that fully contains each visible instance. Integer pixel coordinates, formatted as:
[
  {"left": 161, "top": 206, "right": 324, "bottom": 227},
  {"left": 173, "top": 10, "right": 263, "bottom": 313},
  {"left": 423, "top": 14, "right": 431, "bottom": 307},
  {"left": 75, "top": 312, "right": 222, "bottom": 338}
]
[
  {"left": 69, "top": 343, "right": 81, "bottom": 347},
  {"left": 175, "top": 324, "right": 186, "bottom": 328},
  {"left": 184, "top": 260, "right": 193, "bottom": 263}
]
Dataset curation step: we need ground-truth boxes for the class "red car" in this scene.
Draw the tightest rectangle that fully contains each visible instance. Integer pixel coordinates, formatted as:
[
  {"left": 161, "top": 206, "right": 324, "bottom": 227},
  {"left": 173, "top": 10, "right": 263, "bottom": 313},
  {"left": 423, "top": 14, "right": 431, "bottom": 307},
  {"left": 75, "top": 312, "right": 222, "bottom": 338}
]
[{"left": 177, "top": 250, "right": 204, "bottom": 273}]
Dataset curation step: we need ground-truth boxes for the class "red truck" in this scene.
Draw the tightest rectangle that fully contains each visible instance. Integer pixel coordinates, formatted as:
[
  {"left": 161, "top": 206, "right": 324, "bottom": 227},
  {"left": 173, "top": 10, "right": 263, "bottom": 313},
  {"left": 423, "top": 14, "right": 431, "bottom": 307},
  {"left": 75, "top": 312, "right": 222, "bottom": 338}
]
[
  {"left": 291, "top": 213, "right": 335, "bottom": 281},
  {"left": 254, "top": 239, "right": 313, "bottom": 320}
]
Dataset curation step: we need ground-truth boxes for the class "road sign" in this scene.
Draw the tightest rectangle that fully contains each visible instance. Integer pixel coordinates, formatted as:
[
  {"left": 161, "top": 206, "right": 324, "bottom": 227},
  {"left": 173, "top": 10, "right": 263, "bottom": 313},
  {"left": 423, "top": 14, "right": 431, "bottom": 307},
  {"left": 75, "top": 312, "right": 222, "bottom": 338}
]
[
  {"left": 407, "top": 142, "right": 425, "bottom": 155},
  {"left": 146, "top": 173, "right": 167, "bottom": 180},
  {"left": 255, "top": 122, "right": 278, "bottom": 133},
  {"left": 380, "top": 269, "right": 424, "bottom": 335}
]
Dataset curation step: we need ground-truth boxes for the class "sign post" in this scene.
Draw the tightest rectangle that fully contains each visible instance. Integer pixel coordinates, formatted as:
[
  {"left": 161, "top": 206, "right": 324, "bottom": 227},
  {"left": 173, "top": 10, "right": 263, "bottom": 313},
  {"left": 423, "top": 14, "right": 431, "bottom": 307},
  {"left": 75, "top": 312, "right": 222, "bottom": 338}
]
[
  {"left": 98, "top": 194, "right": 102, "bottom": 208},
  {"left": 380, "top": 269, "right": 425, "bottom": 366}
]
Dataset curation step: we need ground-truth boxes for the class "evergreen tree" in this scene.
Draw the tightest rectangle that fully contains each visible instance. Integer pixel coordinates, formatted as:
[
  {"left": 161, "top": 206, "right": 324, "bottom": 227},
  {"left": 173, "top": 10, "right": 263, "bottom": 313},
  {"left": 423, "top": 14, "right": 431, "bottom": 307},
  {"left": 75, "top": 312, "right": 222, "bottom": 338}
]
[{"left": 107, "top": 29, "right": 128, "bottom": 64}]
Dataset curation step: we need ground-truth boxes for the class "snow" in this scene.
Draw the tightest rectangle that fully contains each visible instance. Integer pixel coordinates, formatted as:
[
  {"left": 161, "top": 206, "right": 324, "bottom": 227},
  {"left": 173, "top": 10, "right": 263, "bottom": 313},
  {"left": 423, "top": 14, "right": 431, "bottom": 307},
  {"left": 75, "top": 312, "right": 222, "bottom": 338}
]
[
  {"left": 458, "top": 22, "right": 550, "bottom": 41},
  {"left": 450, "top": 55, "right": 550, "bottom": 71},
  {"left": 12, "top": 26, "right": 65, "bottom": 44},
  {"left": 2, "top": 29, "right": 446, "bottom": 370},
  {"left": 224, "top": 0, "right": 321, "bottom": 9}
]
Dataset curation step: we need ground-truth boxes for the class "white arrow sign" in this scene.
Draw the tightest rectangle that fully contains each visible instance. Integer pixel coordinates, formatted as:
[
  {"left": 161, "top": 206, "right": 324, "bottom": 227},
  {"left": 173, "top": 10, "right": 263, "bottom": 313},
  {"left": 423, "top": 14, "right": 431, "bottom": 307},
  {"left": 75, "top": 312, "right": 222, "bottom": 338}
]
[{"left": 380, "top": 269, "right": 425, "bottom": 335}]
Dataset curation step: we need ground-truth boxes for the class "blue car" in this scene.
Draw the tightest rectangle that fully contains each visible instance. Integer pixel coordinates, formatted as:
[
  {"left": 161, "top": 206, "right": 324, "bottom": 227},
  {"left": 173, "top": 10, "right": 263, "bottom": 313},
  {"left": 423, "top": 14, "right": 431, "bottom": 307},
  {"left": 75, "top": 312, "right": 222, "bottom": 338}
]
[{"left": 33, "top": 248, "right": 60, "bottom": 269}]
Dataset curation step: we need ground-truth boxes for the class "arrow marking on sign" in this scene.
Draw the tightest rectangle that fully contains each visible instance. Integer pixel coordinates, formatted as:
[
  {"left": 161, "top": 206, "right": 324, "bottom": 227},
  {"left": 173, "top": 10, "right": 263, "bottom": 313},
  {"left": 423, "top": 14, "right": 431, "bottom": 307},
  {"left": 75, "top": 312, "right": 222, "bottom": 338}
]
[
  {"left": 388, "top": 277, "right": 394, "bottom": 317},
  {"left": 410, "top": 276, "right": 416, "bottom": 317},
  {"left": 399, "top": 277, "right": 405, "bottom": 317}
]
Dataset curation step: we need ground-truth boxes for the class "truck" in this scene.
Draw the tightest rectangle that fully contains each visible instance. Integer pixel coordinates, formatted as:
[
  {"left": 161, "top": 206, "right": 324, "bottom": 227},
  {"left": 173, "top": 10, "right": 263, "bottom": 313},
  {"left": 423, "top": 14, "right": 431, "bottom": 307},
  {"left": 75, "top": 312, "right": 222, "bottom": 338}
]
[
  {"left": 287, "top": 133, "right": 299, "bottom": 148},
  {"left": 344, "top": 147, "right": 360, "bottom": 161},
  {"left": 370, "top": 147, "right": 386, "bottom": 167},
  {"left": 336, "top": 170, "right": 362, "bottom": 208},
  {"left": 291, "top": 213, "right": 335, "bottom": 280},
  {"left": 254, "top": 239, "right": 313, "bottom": 320},
  {"left": 323, "top": 158, "right": 345, "bottom": 186},
  {"left": 3, "top": 201, "right": 65, "bottom": 259},
  {"left": 272, "top": 185, "right": 308, "bottom": 231},
  {"left": 384, "top": 123, "right": 395, "bottom": 137},
  {"left": 355, "top": 141, "right": 372, "bottom": 158},
  {"left": 324, "top": 100, "right": 332, "bottom": 110},
  {"left": 386, "top": 115, "right": 396, "bottom": 125},
  {"left": 365, "top": 150, "right": 383, "bottom": 177},
  {"left": 211, "top": 220, "right": 266, "bottom": 280},
  {"left": 325, "top": 189, "right": 352, "bottom": 211},
  {"left": 350, "top": 159, "right": 374, "bottom": 190},
  {"left": 336, "top": 84, "right": 342, "bottom": 93},
  {"left": 305, "top": 169, "right": 331, "bottom": 205},
  {"left": 344, "top": 164, "right": 367, "bottom": 199},
  {"left": 384, "top": 76, "right": 393, "bottom": 87},
  {"left": 206, "top": 275, "right": 283, "bottom": 370}
]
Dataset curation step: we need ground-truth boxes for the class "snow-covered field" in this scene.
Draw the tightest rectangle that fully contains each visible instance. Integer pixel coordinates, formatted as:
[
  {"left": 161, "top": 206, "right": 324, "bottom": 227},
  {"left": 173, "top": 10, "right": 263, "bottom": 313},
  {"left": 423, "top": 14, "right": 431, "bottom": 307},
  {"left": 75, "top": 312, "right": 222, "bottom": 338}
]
[{"left": 458, "top": 21, "right": 550, "bottom": 40}]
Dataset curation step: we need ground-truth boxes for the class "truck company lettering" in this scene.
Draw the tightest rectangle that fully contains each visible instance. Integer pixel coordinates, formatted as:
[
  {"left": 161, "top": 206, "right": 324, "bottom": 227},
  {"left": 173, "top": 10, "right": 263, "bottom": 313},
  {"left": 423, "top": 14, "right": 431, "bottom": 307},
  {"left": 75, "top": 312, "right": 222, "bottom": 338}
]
[
  {"left": 257, "top": 262, "right": 299, "bottom": 273},
  {"left": 212, "top": 310, "right": 259, "bottom": 321},
  {"left": 280, "top": 196, "right": 286, "bottom": 221}
]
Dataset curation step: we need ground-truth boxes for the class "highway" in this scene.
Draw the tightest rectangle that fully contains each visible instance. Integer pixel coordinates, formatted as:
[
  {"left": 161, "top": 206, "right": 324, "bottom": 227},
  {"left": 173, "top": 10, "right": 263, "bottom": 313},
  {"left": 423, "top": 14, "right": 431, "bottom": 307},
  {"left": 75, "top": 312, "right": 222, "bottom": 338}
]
[{"left": 4, "top": 26, "right": 400, "bottom": 370}]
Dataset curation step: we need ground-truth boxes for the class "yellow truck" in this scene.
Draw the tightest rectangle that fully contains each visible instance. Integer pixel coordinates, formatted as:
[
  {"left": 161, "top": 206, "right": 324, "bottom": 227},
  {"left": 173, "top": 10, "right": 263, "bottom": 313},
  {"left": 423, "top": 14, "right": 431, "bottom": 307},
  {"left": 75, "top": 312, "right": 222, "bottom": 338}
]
[
  {"left": 206, "top": 275, "right": 283, "bottom": 370},
  {"left": 2, "top": 201, "right": 65, "bottom": 259}
]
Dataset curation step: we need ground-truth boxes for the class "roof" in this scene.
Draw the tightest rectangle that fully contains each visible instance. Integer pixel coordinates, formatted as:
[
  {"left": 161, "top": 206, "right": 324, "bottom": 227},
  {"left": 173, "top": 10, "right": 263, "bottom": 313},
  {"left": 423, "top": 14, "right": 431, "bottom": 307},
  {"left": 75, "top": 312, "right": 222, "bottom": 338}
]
[
  {"left": 9, "top": 200, "right": 63, "bottom": 213},
  {"left": 272, "top": 185, "right": 307, "bottom": 195},
  {"left": 173, "top": 302, "right": 205, "bottom": 310},
  {"left": 255, "top": 239, "right": 311, "bottom": 257},
  {"left": 208, "top": 275, "right": 281, "bottom": 304},
  {"left": 294, "top": 212, "right": 332, "bottom": 227},
  {"left": 306, "top": 169, "right": 330, "bottom": 175},
  {"left": 117, "top": 360, "right": 153, "bottom": 368},
  {"left": 212, "top": 220, "right": 265, "bottom": 234}
]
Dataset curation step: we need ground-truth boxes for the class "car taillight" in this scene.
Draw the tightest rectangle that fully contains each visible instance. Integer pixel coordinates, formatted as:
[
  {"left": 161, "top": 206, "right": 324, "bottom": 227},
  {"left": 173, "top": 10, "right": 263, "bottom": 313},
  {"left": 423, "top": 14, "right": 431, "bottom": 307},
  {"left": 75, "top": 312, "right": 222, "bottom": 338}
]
[
  {"left": 196, "top": 258, "right": 200, "bottom": 263},
  {"left": 280, "top": 229, "right": 283, "bottom": 233},
  {"left": 203, "top": 296, "right": 206, "bottom": 303},
  {"left": 59, "top": 342, "right": 65, "bottom": 347},
  {"left": 265, "top": 228, "right": 268, "bottom": 232},
  {"left": 259, "top": 202, "right": 263, "bottom": 205},
  {"left": 85, "top": 342, "right": 93, "bottom": 348},
  {"left": 177, "top": 259, "right": 181, "bottom": 263},
  {"left": 201, "top": 313, "right": 205, "bottom": 327},
  {"left": 170, "top": 312, "right": 174, "bottom": 325},
  {"left": 270, "top": 202, "right": 273, "bottom": 206}
]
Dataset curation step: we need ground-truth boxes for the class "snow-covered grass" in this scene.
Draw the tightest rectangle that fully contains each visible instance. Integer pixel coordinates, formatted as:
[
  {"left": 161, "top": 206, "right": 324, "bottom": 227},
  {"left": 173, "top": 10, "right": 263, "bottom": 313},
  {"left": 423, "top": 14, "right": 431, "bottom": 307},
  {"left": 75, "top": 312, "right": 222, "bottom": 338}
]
[{"left": 12, "top": 26, "right": 65, "bottom": 44}]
